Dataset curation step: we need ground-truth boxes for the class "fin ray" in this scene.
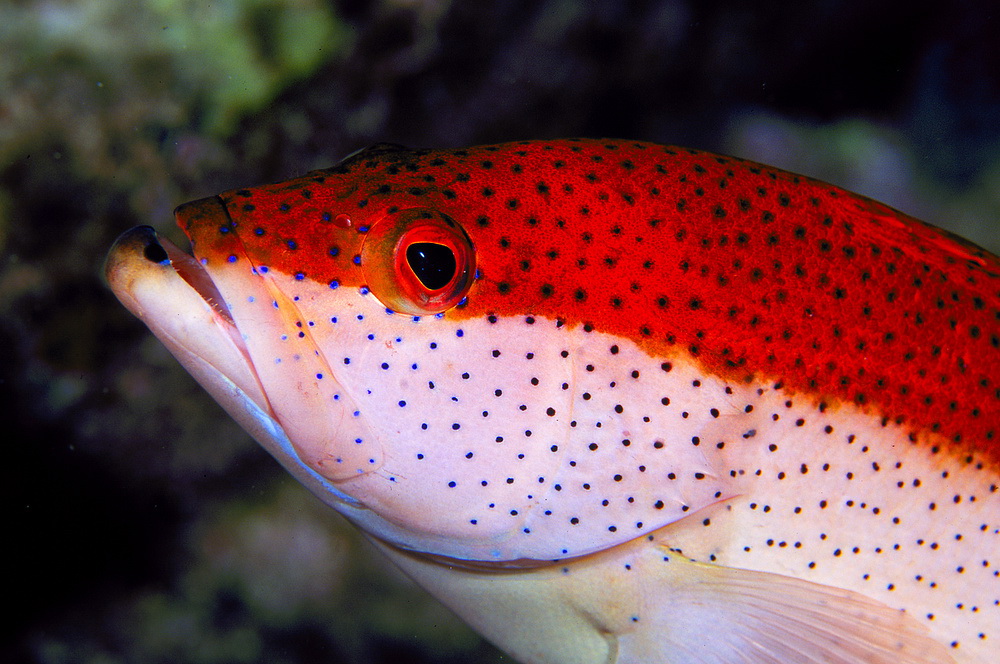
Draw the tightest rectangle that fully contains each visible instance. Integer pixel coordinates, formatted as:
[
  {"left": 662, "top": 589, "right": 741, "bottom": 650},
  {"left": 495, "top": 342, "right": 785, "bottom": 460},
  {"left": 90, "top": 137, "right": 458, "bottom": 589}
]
[{"left": 620, "top": 551, "right": 956, "bottom": 664}]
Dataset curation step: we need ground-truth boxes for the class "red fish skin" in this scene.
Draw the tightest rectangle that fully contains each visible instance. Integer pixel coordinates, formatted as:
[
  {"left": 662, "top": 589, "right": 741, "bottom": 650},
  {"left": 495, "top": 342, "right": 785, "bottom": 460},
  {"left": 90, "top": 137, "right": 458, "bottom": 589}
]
[{"left": 181, "top": 138, "right": 1000, "bottom": 471}]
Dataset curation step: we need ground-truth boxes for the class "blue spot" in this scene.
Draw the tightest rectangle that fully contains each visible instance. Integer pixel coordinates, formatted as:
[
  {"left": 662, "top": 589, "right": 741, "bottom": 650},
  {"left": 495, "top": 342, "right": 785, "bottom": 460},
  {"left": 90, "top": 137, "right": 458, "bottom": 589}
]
[
  {"left": 359, "top": 286, "right": 369, "bottom": 295},
  {"left": 272, "top": 301, "right": 279, "bottom": 308},
  {"left": 287, "top": 240, "right": 298, "bottom": 250},
  {"left": 358, "top": 225, "right": 370, "bottom": 233},
  {"left": 367, "top": 334, "right": 375, "bottom": 340},
  {"left": 355, "top": 438, "right": 363, "bottom": 444},
  {"left": 412, "top": 316, "right": 420, "bottom": 322},
  {"left": 295, "top": 272, "right": 305, "bottom": 280},
  {"left": 322, "top": 212, "right": 332, "bottom": 222},
  {"left": 421, "top": 423, "right": 428, "bottom": 430},
  {"left": 458, "top": 297, "right": 467, "bottom": 306},
  {"left": 254, "top": 227, "right": 265, "bottom": 236},
  {"left": 429, "top": 342, "right": 437, "bottom": 349},
  {"left": 329, "top": 246, "right": 340, "bottom": 256},
  {"left": 316, "top": 373, "right": 323, "bottom": 379},
  {"left": 456, "top": 329, "right": 464, "bottom": 337},
  {"left": 259, "top": 266, "right": 269, "bottom": 274},
  {"left": 357, "top": 314, "right": 364, "bottom": 320},
  {"left": 448, "top": 481, "right": 457, "bottom": 488},
  {"left": 411, "top": 363, "right": 418, "bottom": 369},
  {"left": 293, "top": 296, "right": 300, "bottom": 301},
  {"left": 329, "top": 280, "right": 339, "bottom": 289},
  {"left": 280, "top": 334, "right": 288, "bottom": 341},
  {"left": 275, "top": 358, "right": 282, "bottom": 364},
  {"left": 343, "top": 358, "right": 350, "bottom": 364},
  {"left": 219, "top": 225, "right": 230, "bottom": 234},
  {"left": 385, "top": 308, "right": 394, "bottom": 315},
  {"left": 353, "top": 410, "right": 360, "bottom": 417},
  {"left": 381, "top": 362, "right": 389, "bottom": 370},
  {"left": 353, "top": 255, "right": 361, "bottom": 265},
  {"left": 247, "top": 296, "right": 255, "bottom": 303},
  {"left": 474, "top": 269, "right": 482, "bottom": 279},
  {"left": 398, "top": 400, "right": 406, "bottom": 407},
  {"left": 333, "top": 394, "right": 340, "bottom": 400},
  {"left": 227, "top": 255, "right": 237, "bottom": 263},
  {"left": 435, "top": 312, "right": 444, "bottom": 319}
]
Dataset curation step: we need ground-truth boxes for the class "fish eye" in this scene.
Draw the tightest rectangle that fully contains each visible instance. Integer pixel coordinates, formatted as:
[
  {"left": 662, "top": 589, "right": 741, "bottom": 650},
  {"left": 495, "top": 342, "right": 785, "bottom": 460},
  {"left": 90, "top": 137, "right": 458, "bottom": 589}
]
[{"left": 361, "top": 209, "right": 475, "bottom": 314}]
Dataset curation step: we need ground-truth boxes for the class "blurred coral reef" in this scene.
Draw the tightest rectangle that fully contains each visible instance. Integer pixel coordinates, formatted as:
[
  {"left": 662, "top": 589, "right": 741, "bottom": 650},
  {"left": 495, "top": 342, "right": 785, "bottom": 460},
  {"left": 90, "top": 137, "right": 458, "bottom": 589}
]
[{"left": 4, "top": 1, "right": 999, "bottom": 662}]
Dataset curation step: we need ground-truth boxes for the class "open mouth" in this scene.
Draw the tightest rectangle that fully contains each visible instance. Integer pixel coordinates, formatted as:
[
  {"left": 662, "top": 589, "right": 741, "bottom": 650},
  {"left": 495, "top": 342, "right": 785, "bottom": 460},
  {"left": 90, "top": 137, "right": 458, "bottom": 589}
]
[
  {"left": 107, "top": 224, "right": 250, "bottom": 351},
  {"left": 155, "top": 230, "right": 237, "bottom": 327},
  {"left": 107, "top": 223, "right": 384, "bottom": 488},
  {"left": 105, "top": 225, "right": 271, "bottom": 424}
]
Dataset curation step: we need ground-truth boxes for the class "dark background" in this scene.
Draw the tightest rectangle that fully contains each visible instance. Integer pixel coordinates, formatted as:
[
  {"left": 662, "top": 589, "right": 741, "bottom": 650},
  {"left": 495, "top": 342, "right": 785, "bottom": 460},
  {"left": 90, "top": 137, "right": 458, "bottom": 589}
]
[{"left": 4, "top": 1, "right": 1000, "bottom": 662}]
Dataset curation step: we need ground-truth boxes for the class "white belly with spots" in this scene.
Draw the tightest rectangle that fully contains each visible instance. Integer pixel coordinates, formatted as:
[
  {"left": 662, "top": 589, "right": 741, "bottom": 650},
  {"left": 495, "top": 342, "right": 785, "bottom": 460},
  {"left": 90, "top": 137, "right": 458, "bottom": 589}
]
[{"left": 220, "top": 271, "right": 998, "bottom": 660}]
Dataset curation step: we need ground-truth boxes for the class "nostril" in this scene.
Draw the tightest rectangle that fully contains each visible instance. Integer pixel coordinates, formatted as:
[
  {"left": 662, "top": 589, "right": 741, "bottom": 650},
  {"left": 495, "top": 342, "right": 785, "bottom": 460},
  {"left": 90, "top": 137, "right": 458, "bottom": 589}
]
[{"left": 143, "top": 240, "right": 170, "bottom": 264}]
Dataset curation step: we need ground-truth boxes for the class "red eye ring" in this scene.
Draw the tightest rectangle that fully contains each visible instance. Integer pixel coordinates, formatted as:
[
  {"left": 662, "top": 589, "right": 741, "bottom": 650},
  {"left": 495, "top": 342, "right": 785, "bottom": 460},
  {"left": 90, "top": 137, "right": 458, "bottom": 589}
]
[{"left": 361, "top": 209, "right": 476, "bottom": 315}]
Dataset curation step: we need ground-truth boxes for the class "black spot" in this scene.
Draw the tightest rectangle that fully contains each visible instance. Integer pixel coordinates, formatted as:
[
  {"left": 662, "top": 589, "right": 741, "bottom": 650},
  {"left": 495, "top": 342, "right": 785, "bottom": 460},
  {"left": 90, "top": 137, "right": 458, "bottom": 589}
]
[{"left": 143, "top": 240, "right": 169, "bottom": 264}]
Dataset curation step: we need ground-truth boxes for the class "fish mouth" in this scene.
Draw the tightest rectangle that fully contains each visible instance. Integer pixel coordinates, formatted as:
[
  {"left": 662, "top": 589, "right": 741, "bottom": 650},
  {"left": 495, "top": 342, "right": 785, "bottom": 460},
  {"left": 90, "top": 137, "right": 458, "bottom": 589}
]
[
  {"left": 107, "top": 224, "right": 380, "bottom": 498},
  {"left": 105, "top": 225, "right": 275, "bottom": 437}
]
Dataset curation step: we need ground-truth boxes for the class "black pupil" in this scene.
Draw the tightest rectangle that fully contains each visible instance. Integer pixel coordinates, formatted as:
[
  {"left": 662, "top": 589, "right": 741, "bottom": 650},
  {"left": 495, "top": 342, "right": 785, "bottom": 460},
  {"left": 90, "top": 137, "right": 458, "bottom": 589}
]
[{"left": 406, "top": 242, "right": 457, "bottom": 290}]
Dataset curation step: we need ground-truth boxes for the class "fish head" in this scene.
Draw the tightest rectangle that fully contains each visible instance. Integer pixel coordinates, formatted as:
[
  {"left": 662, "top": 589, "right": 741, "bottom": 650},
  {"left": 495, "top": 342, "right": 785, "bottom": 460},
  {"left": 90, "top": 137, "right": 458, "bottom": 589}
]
[
  {"left": 111, "top": 144, "right": 674, "bottom": 565},
  {"left": 170, "top": 195, "right": 480, "bottom": 484}
]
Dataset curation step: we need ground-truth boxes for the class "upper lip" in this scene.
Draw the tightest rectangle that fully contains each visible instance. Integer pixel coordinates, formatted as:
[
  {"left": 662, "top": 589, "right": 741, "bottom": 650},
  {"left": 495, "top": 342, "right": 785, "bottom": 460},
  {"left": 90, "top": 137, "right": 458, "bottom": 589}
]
[{"left": 106, "top": 224, "right": 237, "bottom": 326}]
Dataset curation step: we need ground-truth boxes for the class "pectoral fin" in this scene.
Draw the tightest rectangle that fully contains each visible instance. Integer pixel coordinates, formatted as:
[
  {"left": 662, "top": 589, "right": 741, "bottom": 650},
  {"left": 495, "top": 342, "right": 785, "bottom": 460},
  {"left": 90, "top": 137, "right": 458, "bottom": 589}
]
[
  {"left": 374, "top": 534, "right": 954, "bottom": 664},
  {"left": 621, "top": 553, "right": 955, "bottom": 664}
]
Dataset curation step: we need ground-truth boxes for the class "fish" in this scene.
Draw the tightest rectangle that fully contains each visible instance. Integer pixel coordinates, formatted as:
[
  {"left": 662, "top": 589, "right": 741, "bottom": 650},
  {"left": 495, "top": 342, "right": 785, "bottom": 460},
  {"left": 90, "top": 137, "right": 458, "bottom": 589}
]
[{"left": 105, "top": 138, "right": 1000, "bottom": 663}]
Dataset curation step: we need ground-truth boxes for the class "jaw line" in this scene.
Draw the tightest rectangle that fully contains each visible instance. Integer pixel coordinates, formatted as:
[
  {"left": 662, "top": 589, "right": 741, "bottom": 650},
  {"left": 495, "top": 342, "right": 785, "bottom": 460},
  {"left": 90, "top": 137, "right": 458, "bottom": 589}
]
[{"left": 105, "top": 226, "right": 364, "bottom": 508}]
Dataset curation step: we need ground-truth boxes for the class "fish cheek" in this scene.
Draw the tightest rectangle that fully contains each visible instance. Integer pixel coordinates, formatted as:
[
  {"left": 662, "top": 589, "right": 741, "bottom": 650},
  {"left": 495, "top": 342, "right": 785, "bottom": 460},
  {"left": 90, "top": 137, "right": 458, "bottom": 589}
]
[{"left": 215, "top": 267, "right": 386, "bottom": 482}]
